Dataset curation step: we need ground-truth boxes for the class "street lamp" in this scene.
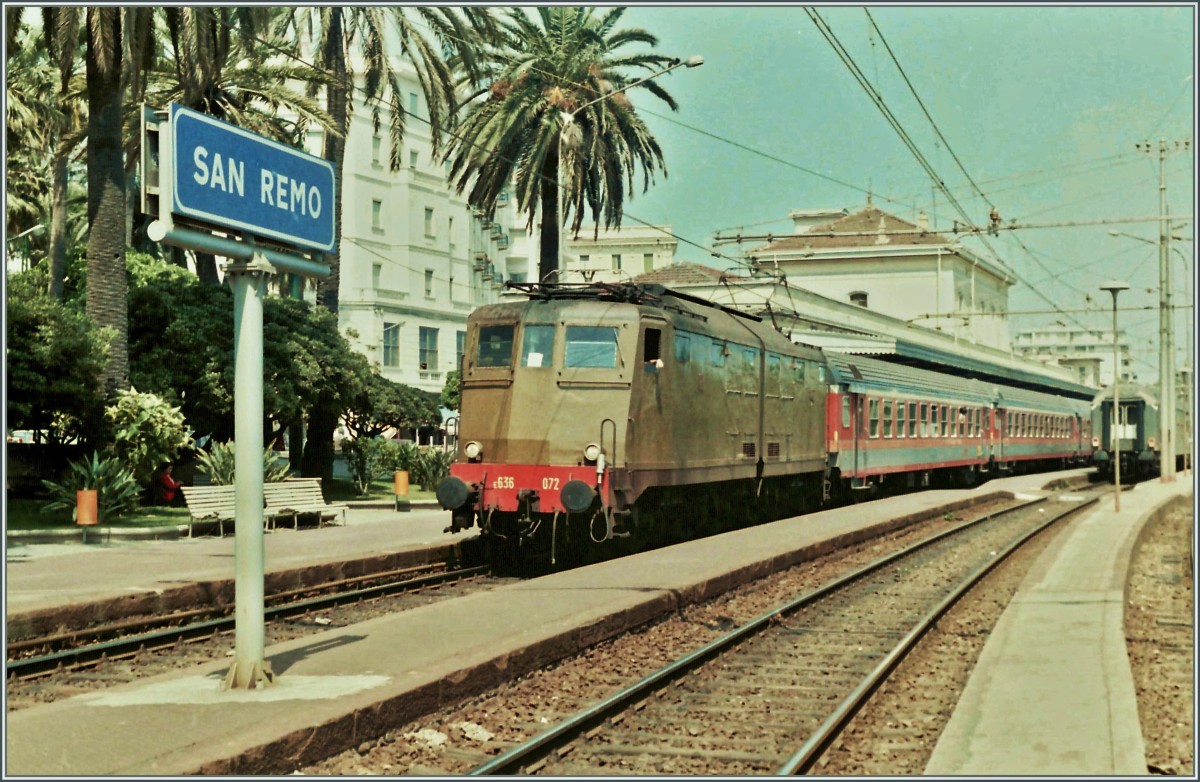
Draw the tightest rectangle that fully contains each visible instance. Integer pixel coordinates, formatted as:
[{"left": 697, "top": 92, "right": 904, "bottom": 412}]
[
  {"left": 1101, "top": 279, "right": 1129, "bottom": 511},
  {"left": 553, "top": 55, "right": 704, "bottom": 282}
]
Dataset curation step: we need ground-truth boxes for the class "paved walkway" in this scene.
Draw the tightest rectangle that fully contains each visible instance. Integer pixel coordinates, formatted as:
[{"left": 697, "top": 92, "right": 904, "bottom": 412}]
[
  {"left": 925, "top": 476, "right": 1194, "bottom": 775},
  {"left": 6, "top": 504, "right": 472, "bottom": 619}
]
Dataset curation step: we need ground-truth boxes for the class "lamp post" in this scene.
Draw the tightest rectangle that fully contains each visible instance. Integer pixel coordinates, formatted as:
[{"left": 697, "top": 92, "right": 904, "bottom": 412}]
[
  {"left": 554, "top": 55, "right": 703, "bottom": 283},
  {"left": 1101, "top": 280, "right": 1130, "bottom": 511}
]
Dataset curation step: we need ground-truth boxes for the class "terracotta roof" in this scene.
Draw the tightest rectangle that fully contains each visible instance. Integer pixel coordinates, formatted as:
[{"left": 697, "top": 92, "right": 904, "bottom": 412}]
[
  {"left": 751, "top": 207, "right": 954, "bottom": 255},
  {"left": 633, "top": 261, "right": 746, "bottom": 286}
]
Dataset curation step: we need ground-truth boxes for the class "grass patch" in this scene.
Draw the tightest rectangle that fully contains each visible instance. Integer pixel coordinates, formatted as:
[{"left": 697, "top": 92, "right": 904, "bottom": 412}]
[
  {"left": 6, "top": 497, "right": 189, "bottom": 530},
  {"left": 324, "top": 476, "right": 437, "bottom": 503}
]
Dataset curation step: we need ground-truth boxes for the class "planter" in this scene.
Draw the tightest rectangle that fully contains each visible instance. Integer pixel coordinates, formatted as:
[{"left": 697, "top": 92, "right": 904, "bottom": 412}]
[
  {"left": 394, "top": 470, "right": 410, "bottom": 513},
  {"left": 76, "top": 489, "right": 99, "bottom": 526}
]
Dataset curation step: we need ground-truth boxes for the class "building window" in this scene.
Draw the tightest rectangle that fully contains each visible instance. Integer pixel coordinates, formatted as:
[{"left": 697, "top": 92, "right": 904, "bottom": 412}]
[
  {"left": 372, "top": 263, "right": 382, "bottom": 289},
  {"left": 419, "top": 326, "right": 438, "bottom": 370},
  {"left": 456, "top": 330, "right": 466, "bottom": 368},
  {"left": 579, "top": 254, "right": 590, "bottom": 264},
  {"left": 612, "top": 254, "right": 622, "bottom": 271},
  {"left": 424, "top": 269, "right": 434, "bottom": 296},
  {"left": 371, "top": 134, "right": 381, "bottom": 165},
  {"left": 424, "top": 208, "right": 434, "bottom": 237},
  {"left": 410, "top": 150, "right": 419, "bottom": 168},
  {"left": 371, "top": 199, "right": 383, "bottom": 230},
  {"left": 643, "top": 253, "right": 654, "bottom": 273},
  {"left": 382, "top": 322, "right": 400, "bottom": 368},
  {"left": 448, "top": 275, "right": 455, "bottom": 301},
  {"left": 448, "top": 216, "right": 455, "bottom": 247},
  {"left": 849, "top": 291, "right": 868, "bottom": 307},
  {"left": 409, "top": 92, "right": 419, "bottom": 115}
]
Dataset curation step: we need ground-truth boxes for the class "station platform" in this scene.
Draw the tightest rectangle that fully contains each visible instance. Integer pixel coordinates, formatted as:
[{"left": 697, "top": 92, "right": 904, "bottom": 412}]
[
  {"left": 4, "top": 469, "right": 1180, "bottom": 776},
  {"left": 6, "top": 505, "right": 470, "bottom": 632},
  {"left": 925, "top": 475, "right": 1193, "bottom": 775}
]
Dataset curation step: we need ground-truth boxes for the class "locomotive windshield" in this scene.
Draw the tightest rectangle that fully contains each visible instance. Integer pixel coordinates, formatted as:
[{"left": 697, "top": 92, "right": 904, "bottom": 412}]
[
  {"left": 521, "top": 324, "right": 555, "bottom": 368},
  {"left": 477, "top": 325, "right": 515, "bottom": 367},
  {"left": 565, "top": 326, "right": 621, "bottom": 368}
]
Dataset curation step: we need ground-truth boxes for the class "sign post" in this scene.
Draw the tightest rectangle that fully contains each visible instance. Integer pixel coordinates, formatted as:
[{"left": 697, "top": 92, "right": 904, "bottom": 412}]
[{"left": 142, "top": 104, "right": 333, "bottom": 690}]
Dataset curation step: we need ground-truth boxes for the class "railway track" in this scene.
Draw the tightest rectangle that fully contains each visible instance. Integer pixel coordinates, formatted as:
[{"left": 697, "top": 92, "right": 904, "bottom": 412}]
[
  {"left": 6, "top": 563, "right": 489, "bottom": 680},
  {"left": 467, "top": 492, "right": 1098, "bottom": 775}
]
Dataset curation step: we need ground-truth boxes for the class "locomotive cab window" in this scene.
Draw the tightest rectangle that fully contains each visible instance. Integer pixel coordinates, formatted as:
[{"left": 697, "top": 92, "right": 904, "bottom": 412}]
[
  {"left": 477, "top": 325, "right": 515, "bottom": 367},
  {"left": 565, "top": 326, "right": 621, "bottom": 368},
  {"left": 521, "top": 324, "right": 555, "bottom": 368},
  {"left": 643, "top": 328, "right": 662, "bottom": 365},
  {"left": 674, "top": 333, "right": 691, "bottom": 362}
]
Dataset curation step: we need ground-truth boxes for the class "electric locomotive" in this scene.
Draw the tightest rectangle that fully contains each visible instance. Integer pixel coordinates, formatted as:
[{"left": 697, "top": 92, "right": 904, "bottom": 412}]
[{"left": 436, "top": 282, "right": 829, "bottom": 569}]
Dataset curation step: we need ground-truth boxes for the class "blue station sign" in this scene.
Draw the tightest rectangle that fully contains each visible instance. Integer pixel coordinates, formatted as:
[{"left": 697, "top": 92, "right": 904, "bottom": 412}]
[{"left": 170, "top": 103, "right": 336, "bottom": 253}]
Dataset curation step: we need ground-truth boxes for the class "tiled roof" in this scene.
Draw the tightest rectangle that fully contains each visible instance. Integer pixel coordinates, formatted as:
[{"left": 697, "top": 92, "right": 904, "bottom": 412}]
[
  {"left": 752, "top": 207, "right": 954, "bottom": 254},
  {"left": 633, "top": 261, "right": 746, "bottom": 286}
]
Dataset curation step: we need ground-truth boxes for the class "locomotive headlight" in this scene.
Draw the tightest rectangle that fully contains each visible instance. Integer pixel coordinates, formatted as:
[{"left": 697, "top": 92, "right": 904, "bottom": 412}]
[
  {"left": 464, "top": 441, "right": 483, "bottom": 461},
  {"left": 583, "top": 443, "right": 602, "bottom": 462}
]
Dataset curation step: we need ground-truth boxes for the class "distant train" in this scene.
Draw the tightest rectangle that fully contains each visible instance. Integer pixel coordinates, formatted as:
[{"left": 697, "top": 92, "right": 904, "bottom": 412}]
[
  {"left": 1091, "top": 382, "right": 1191, "bottom": 482},
  {"left": 437, "top": 283, "right": 1095, "bottom": 570}
]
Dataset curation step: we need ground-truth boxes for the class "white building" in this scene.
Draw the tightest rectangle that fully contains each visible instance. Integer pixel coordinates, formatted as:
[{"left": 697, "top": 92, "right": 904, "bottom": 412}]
[
  {"left": 307, "top": 60, "right": 538, "bottom": 393},
  {"left": 746, "top": 206, "right": 1016, "bottom": 350},
  {"left": 562, "top": 224, "right": 677, "bottom": 284},
  {"left": 1012, "top": 325, "right": 1133, "bottom": 387}
]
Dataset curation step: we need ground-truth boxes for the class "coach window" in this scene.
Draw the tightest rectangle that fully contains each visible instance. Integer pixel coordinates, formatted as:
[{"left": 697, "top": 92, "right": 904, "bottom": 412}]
[
  {"left": 920, "top": 403, "right": 929, "bottom": 437},
  {"left": 674, "top": 333, "right": 691, "bottom": 363},
  {"left": 477, "top": 325, "right": 515, "bottom": 368},
  {"left": 908, "top": 402, "right": 918, "bottom": 437},
  {"left": 842, "top": 396, "right": 852, "bottom": 428},
  {"left": 767, "top": 354, "right": 782, "bottom": 396},
  {"left": 883, "top": 400, "right": 894, "bottom": 437},
  {"left": 868, "top": 398, "right": 880, "bottom": 438},
  {"left": 929, "top": 404, "right": 940, "bottom": 438},
  {"left": 521, "top": 324, "right": 555, "bottom": 368},
  {"left": 710, "top": 339, "right": 726, "bottom": 368},
  {"left": 896, "top": 399, "right": 907, "bottom": 438},
  {"left": 975, "top": 408, "right": 982, "bottom": 437},
  {"left": 942, "top": 405, "right": 951, "bottom": 436}
]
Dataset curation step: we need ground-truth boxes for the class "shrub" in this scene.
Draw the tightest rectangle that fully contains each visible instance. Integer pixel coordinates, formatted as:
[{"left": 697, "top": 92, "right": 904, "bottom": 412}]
[
  {"left": 106, "top": 388, "right": 193, "bottom": 488},
  {"left": 41, "top": 451, "right": 140, "bottom": 522},
  {"left": 381, "top": 440, "right": 421, "bottom": 474},
  {"left": 195, "top": 441, "right": 291, "bottom": 485},
  {"left": 411, "top": 447, "right": 455, "bottom": 491},
  {"left": 341, "top": 437, "right": 392, "bottom": 497}
]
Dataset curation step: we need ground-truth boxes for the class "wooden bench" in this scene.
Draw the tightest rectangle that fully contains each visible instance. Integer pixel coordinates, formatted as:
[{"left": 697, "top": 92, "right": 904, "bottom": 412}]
[
  {"left": 263, "top": 478, "right": 348, "bottom": 528},
  {"left": 180, "top": 484, "right": 236, "bottom": 537}
]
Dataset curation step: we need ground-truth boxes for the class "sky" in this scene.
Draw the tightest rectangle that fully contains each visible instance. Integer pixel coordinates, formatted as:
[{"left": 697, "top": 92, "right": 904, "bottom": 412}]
[{"left": 603, "top": 4, "right": 1195, "bottom": 384}]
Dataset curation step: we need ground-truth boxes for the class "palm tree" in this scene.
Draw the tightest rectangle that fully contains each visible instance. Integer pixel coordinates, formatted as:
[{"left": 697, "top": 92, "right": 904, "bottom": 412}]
[
  {"left": 144, "top": 7, "right": 338, "bottom": 284},
  {"left": 272, "top": 6, "right": 491, "bottom": 312},
  {"left": 443, "top": 7, "right": 682, "bottom": 284},
  {"left": 272, "top": 7, "right": 493, "bottom": 482}
]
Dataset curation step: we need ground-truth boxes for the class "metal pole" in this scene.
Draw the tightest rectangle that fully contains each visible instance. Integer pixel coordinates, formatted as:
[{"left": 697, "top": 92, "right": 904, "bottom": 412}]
[
  {"left": 1157, "top": 140, "right": 1176, "bottom": 481},
  {"left": 1112, "top": 295, "right": 1121, "bottom": 512},
  {"left": 224, "top": 256, "right": 274, "bottom": 690}
]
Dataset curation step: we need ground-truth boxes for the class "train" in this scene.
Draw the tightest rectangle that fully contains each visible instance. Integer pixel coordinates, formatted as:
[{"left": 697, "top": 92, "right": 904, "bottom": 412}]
[
  {"left": 1091, "top": 382, "right": 1192, "bottom": 482},
  {"left": 437, "top": 282, "right": 1095, "bottom": 570}
]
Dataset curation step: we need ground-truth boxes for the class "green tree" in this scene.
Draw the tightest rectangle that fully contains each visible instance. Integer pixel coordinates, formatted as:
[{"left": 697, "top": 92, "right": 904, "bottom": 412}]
[
  {"left": 5, "top": 267, "right": 109, "bottom": 445},
  {"left": 343, "top": 372, "right": 441, "bottom": 439},
  {"left": 443, "top": 7, "right": 683, "bottom": 284},
  {"left": 440, "top": 369, "right": 461, "bottom": 411}
]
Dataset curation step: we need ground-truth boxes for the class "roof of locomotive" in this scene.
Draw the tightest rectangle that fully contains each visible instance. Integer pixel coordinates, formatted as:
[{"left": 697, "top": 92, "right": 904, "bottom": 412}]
[{"left": 475, "top": 282, "right": 813, "bottom": 355}]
